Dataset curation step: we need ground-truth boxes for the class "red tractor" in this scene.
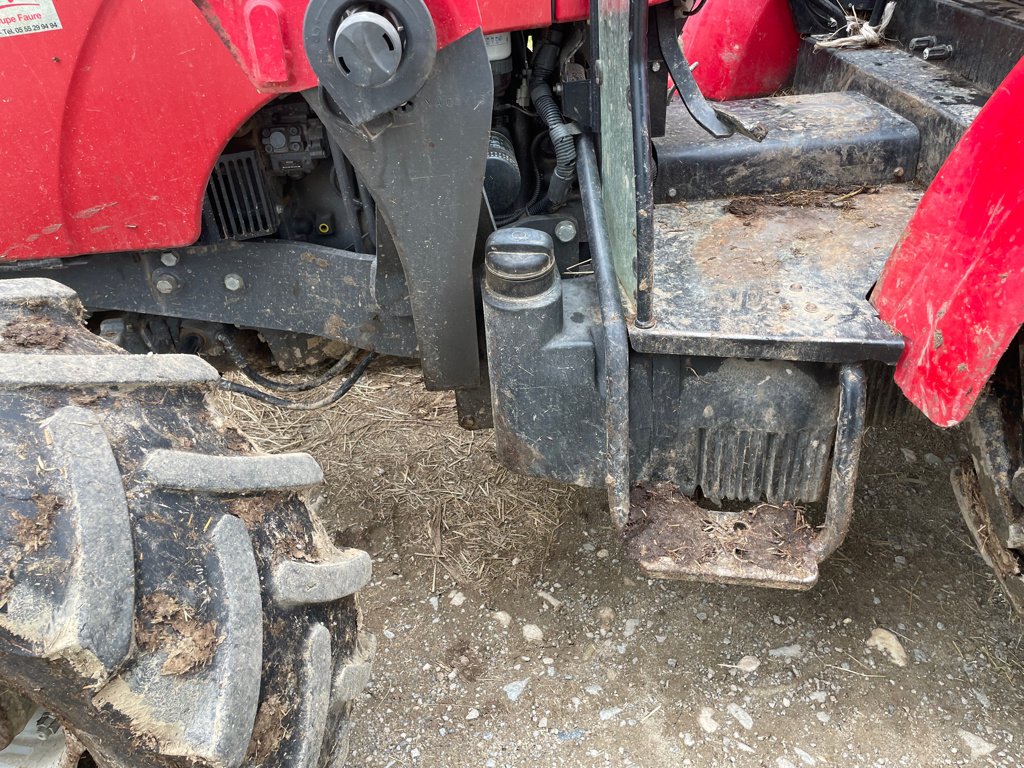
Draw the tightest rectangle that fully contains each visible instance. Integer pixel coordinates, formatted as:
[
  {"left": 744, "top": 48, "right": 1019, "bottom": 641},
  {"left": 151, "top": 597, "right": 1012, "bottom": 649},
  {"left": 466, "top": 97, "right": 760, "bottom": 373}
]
[{"left": 0, "top": 0, "right": 1021, "bottom": 764}]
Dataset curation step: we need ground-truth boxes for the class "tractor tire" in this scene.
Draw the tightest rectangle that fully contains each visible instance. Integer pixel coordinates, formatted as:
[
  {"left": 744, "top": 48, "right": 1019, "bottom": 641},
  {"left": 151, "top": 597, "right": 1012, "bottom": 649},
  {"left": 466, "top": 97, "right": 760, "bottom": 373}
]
[{"left": 0, "top": 278, "right": 373, "bottom": 768}]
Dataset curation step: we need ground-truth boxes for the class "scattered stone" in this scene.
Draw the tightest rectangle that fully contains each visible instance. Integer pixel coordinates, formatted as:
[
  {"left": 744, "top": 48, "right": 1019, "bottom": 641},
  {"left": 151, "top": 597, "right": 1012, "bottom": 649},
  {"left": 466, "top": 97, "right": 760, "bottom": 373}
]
[
  {"left": 972, "top": 688, "right": 991, "bottom": 709},
  {"left": 894, "top": 555, "right": 907, "bottom": 565},
  {"left": 428, "top": 595, "right": 439, "bottom": 611},
  {"left": 696, "top": 612, "right": 708, "bottom": 622},
  {"left": 450, "top": 591, "right": 466, "bottom": 607},
  {"left": 698, "top": 707, "right": 719, "bottom": 734},
  {"left": 809, "top": 691, "right": 827, "bottom": 704},
  {"left": 958, "top": 730, "right": 996, "bottom": 760},
  {"left": 682, "top": 733, "right": 696, "bottom": 747},
  {"left": 735, "top": 655, "right": 760, "bottom": 673},
  {"left": 924, "top": 452, "right": 943, "bottom": 467},
  {"left": 503, "top": 678, "right": 529, "bottom": 702},
  {"left": 866, "top": 627, "right": 908, "bottom": 667},
  {"left": 492, "top": 611, "right": 512, "bottom": 629},
  {"left": 596, "top": 548, "right": 609, "bottom": 559},
  {"left": 794, "top": 747, "right": 817, "bottom": 766},
  {"left": 522, "top": 624, "right": 544, "bottom": 644},
  {"left": 623, "top": 619, "right": 640, "bottom": 638},
  {"left": 768, "top": 644, "right": 803, "bottom": 660},
  {"left": 466, "top": 708, "right": 480, "bottom": 721},
  {"left": 599, "top": 707, "right": 622, "bottom": 721},
  {"left": 777, "top": 759, "right": 797, "bottom": 768},
  {"left": 597, "top": 607, "right": 616, "bottom": 631},
  {"left": 538, "top": 717, "right": 548, "bottom": 729},
  {"left": 584, "top": 684, "right": 603, "bottom": 696},
  {"left": 727, "top": 703, "right": 753, "bottom": 730},
  {"left": 538, "top": 590, "right": 563, "bottom": 612},
  {"left": 815, "top": 711, "right": 830, "bottom": 724},
  {"left": 900, "top": 447, "right": 917, "bottom": 464}
]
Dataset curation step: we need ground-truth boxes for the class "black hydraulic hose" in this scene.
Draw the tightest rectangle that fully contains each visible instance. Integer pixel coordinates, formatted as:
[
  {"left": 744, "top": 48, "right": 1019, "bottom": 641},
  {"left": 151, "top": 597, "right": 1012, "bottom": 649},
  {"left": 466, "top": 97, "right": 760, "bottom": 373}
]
[
  {"left": 529, "top": 35, "right": 576, "bottom": 211},
  {"left": 218, "top": 351, "right": 378, "bottom": 410},
  {"left": 216, "top": 330, "right": 358, "bottom": 393}
]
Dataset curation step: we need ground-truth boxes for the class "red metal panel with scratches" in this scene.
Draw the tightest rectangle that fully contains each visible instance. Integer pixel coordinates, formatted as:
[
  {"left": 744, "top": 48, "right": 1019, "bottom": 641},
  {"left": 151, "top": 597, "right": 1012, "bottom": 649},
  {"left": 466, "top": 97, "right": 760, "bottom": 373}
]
[
  {"left": 681, "top": 0, "right": 799, "bottom": 100},
  {"left": 0, "top": 0, "right": 269, "bottom": 262},
  {"left": 873, "top": 58, "right": 1024, "bottom": 427}
]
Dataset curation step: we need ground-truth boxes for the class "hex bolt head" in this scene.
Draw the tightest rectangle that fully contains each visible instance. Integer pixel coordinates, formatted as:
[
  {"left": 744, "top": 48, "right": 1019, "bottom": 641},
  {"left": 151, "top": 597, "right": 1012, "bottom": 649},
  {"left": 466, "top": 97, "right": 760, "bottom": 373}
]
[
  {"left": 554, "top": 219, "right": 578, "bottom": 243},
  {"left": 224, "top": 273, "right": 245, "bottom": 292},
  {"left": 35, "top": 713, "right": 59, "bottom": 740},
  {"left": 154, "top": 274, "right": 180, "bottom": 294},
  {"left": 160, "top": 252, "right": 179, "bottom": 267}
]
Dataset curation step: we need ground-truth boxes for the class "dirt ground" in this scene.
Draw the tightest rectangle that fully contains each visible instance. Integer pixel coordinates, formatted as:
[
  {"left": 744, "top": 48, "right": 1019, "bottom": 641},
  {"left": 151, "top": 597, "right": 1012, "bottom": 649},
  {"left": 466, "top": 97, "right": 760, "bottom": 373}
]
[{"left": 219, "top": 360, "right": 1024, "bottom": 768}]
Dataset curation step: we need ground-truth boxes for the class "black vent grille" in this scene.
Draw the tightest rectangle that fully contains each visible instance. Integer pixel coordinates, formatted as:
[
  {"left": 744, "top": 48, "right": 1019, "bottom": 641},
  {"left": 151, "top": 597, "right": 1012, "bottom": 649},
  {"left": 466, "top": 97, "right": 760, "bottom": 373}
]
[{"left": 206, "top": 151, "right": 278, "bottom": 240}]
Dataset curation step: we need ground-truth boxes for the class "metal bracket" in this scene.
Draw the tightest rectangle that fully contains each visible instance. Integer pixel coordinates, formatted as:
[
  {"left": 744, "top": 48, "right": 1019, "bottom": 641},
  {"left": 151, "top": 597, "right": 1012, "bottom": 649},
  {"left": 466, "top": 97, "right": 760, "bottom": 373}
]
[
  {"left": 654, "top": 4, "right": 733, "bottom": 138},
  {"left": 305, "top": 31, "right": 493, "bottom": 390},
  {"left": 4, "top": 240, "right": 418, "bottom": 358}
]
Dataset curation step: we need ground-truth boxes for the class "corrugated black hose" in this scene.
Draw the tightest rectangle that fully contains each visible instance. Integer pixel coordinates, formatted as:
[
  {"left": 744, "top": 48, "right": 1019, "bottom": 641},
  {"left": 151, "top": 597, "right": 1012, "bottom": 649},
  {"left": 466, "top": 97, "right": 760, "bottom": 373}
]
[{"left": 529, "top": 34, "right": 576, "bottom": 213}]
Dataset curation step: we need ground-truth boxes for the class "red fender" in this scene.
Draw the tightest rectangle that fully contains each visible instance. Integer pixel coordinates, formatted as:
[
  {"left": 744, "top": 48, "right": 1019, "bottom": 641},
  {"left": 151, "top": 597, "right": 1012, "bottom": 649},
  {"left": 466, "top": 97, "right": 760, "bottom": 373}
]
[
  {"left": 681, "top": 0, "right": 800, "bottom": 101},
  {"left": 872, "top": 57, "right": 1024, "bottom": 427}
]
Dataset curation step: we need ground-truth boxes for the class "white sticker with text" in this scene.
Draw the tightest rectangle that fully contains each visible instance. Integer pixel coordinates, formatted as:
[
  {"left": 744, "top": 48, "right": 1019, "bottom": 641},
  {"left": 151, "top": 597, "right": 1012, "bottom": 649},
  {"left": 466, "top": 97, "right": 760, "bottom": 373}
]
[{"left": 1, "top": 1, "right": 62, "bottom": 38}]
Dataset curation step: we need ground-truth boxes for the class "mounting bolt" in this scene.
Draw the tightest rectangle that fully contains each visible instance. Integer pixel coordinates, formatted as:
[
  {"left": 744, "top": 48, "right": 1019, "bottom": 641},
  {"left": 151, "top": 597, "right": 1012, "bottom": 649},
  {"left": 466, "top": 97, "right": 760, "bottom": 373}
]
[
  {"left": 154, "top": 272, "right": 180, "bottom": 295},
  {"left": 650, "top": 61, "right": 661, "bottom": 72},
  {"left": 35, "top": 713, "right": 59, "bottom": 741},
  {"left": 554, "top": 220, "right": 578, "bottom": 243},
  {"left": 223, "top": 273, "right": 245, "bottom": 292},
  {"left": 160, "top": 252, "right": 178, "bottom": 267},
  {"left": 667, "top": 187, "right": 678, "bottom": 199}
]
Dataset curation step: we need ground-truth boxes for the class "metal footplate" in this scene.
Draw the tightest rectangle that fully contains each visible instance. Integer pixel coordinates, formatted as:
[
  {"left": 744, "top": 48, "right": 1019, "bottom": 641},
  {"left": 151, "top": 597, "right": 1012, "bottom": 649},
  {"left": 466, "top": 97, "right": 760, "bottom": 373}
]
[{"left": 626, "top": 365, "right": 867, "bottom": 590}]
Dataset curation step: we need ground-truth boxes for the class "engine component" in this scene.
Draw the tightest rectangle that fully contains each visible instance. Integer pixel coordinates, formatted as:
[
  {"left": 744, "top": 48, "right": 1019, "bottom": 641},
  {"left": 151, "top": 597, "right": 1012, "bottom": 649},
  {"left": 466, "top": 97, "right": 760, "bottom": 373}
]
[
  {"left": 260, "top": 103, "right": 329, "bottom": 177},
  {"left": 484, "top": 131, "right": 522, "bottom": 215},
  {"left": 205, "top": 151, "right": 279, "bottom": 240}
]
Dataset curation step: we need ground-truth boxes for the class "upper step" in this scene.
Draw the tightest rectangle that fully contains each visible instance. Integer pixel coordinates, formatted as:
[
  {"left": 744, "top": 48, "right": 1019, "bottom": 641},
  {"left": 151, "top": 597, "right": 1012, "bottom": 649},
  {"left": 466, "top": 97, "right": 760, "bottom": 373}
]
[
  {"left": 891, "top": 0, "right": 1024, "bottom": 93},
  {"left": 793, "top": 40, "right": 990, "bottom": 181},
  {"left": 629, "top": 186, "right": 920, "bottom": 363},
  {"left": 654, "top": 91, "right": 919, "bottom": 203}
]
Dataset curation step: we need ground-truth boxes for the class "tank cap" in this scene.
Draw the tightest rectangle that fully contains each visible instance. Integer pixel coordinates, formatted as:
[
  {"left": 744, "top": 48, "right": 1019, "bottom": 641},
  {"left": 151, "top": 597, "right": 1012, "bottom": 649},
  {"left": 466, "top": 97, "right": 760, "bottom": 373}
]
[
  {"left": 485, "top": 228, "right": 556, "bottom": 299},
  {"left": 333, "top": 11, "right": 403, "bottom": 88}
]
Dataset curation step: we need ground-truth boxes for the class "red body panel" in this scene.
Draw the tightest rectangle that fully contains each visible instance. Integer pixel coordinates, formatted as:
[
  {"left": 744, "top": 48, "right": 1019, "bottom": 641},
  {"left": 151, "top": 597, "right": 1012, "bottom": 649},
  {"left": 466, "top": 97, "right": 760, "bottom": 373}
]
[
  {"left": 682, "top": 0, "right": 799, "bottom": 100},
  {"left": 873, "top": 58, "right": 1024, "bottom": 427},
  {"left": 0, "top": 0, "right": 268, "bottom": 262}
]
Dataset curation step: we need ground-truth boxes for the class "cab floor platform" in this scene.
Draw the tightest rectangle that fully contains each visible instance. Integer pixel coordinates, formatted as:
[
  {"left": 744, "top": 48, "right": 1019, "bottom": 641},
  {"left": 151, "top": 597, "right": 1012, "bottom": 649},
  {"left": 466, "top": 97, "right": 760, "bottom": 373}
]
[{"left": 629, "top": 186, "right": 922, "bottom": 362}]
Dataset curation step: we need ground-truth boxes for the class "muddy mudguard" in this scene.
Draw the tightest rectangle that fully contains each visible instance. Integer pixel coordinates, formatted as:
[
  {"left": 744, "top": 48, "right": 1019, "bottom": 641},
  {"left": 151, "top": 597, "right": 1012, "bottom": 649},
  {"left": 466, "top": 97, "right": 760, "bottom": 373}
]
[{"left": 872, "top": 57, "right": 1024, "bottom": 428}]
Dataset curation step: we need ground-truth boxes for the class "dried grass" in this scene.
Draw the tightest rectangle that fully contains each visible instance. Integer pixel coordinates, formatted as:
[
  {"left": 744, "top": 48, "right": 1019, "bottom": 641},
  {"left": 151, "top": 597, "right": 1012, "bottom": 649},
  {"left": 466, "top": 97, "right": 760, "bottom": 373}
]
[{"left": 213, "top": 359, "right": 593, "bottom": 587}]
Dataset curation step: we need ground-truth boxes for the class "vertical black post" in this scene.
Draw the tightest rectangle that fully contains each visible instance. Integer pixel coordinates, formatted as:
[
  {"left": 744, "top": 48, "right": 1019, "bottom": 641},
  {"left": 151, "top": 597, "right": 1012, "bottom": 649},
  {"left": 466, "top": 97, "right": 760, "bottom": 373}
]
[{"left": 630, "top": 0, "right": 656, "bottom": 328}]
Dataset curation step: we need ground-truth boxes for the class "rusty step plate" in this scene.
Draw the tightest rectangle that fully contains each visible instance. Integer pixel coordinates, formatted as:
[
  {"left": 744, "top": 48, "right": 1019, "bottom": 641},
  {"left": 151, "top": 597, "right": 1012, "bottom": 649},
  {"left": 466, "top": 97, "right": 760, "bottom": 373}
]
[
  {"left": 630, "top": 186, "right": 922, "bottom": 363},
  {"left": 626, "top": 484, "right": 820, "bottom": 589}
]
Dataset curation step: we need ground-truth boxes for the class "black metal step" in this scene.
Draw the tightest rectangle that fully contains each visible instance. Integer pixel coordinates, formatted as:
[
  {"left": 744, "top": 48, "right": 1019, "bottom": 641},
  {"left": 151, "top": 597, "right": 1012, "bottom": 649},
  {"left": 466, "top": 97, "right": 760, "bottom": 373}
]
[
  {"left": 890, "top": 0, "right": 1024, "bottom": 94},
  {"left": 793, "top": 41, "right": 990, "bottom": 181},
  {"left": 654, "top": 92, "right": 919, "bottom": 202},
  {"left": 629, "top": 186, "right": 921, "bottom": 363}
]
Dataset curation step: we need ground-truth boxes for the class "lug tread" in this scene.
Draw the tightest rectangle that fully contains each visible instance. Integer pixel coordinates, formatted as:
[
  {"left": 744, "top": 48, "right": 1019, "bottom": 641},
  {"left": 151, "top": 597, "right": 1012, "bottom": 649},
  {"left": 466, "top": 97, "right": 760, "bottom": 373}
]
[
  {"left": 289, "top": 623, "right": 332, "bottom": 768},
  {"left": 272, "top": 549, "right": 372, "bottom": 609},
  {"left": 143, "top": 449, "right": 324, "bottom": 493},
  {"left": 92, "top": 516, "right": 262, "bottom": 768},
  {"left": 0, "top": 354, "right": 217, "bottom": 389},
  {"left": 0, "top": 407, "right": 135, "bottom": 682}
]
